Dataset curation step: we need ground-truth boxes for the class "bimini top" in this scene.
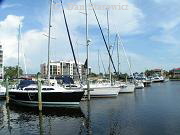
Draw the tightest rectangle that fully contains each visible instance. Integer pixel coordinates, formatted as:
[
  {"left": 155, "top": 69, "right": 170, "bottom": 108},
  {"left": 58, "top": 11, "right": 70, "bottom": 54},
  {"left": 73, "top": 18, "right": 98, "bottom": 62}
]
[{"left": 17, "top": 80, "right": 36, "bottom": 90}]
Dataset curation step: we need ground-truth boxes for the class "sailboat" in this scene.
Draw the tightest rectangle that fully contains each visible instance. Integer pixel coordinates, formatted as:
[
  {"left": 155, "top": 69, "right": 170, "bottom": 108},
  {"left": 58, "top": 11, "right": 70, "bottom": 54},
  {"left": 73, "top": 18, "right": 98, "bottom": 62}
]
[
  {"left": 134, "top": 81, "right": 144, "bottom": 89},
  {"left": 82, "top": 2, "right": 120, "bottom": 98},
  {"left": 0, "top": 44, "right": 6, "bottom": 98},
  {"left": 116, "top": 34, "right": 135, "bottom": 93},
  {"left": 9, "top": 0, "right": 85, "bottom": 107}
]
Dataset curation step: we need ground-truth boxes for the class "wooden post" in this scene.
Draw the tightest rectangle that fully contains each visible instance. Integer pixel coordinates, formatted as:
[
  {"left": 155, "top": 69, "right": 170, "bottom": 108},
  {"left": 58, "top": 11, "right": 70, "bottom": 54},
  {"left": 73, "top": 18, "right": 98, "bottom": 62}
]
[
  {"left": 125, "top": 75, "right": 127, "bottom": 83},
  {"left": 5, "top": 76, "right": 9, "bottom": 104},
  {"left": 37, "top": 73, "right": 42, "bottom": 111},
  {"left": 87, "top": 81, "right": 90, "bottom": 101}
]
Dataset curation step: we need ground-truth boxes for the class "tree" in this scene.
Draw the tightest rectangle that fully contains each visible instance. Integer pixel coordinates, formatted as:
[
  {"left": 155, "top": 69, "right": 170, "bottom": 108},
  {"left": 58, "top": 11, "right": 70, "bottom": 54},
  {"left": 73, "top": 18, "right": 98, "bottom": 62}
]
[
  {"left": 4, "top": 66, "right": 23, "bottom": 79},
  {"left": 89, "top": 72, "right": 98, "bottom": 77},
  {"left": 145, "top": 70, "right": 155, "bottom": 77},
  {"left": 99, "top": 73, "right": 103, "bottom": 76}
]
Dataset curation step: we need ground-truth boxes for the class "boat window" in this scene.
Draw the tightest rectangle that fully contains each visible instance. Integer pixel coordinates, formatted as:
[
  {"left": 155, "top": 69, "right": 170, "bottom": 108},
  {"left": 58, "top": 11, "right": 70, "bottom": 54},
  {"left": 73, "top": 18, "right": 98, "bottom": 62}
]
[
  {"left": 24, "top": 88, "right": 38, "bottom": 91},
  {"left": 66, "top": 85, "right": 78, "bottom": 88},
  {"left": 42, "top": 88, "right": 55, "bottom": 91}
]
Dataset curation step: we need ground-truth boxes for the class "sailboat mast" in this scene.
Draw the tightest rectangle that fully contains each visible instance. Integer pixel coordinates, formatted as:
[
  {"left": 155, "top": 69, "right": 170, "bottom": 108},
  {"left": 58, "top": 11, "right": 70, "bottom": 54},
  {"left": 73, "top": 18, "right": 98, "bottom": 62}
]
[
  {"left": 85, "top": 0, "right": 90, "bottom": 100},
  {"left": 17, "top": 24, "right": 21, "bottom": 79},
  {"left": 98, "top": 49, "right": 100, "bottom": 75},
  {"left": 60, "top": 0, "right": 81, "bottom": 82},
  {"left": 118, "top": 34, "right": 134, "bottom": 80},
  {"left": 90, "top": 0, "right": 117, "bottom": 74},
  {"left": 107, "top": 9, "right": 112, "bottom": 85},
  {"left": 47, "top": 0, "right": 53, "bottom": 85},
  {"left": 116, "top": 34, "right": 120, "bottom": 75}
]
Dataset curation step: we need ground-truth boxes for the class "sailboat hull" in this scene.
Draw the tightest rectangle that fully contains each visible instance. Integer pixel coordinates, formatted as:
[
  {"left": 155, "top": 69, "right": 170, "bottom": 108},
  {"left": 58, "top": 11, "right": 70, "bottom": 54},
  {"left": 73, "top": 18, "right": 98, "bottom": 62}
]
[
  {"left": 9, "top": 91, "right": 85, "bottom": 107},
  {"left": 119, "top": 84, "right": 135, "bottom": 93},
  {"left": 84, "top": 86, "right": 119, "bottom": 98},
  {"left": 0, "top": 86, "right": 6, "bottom": 99}
]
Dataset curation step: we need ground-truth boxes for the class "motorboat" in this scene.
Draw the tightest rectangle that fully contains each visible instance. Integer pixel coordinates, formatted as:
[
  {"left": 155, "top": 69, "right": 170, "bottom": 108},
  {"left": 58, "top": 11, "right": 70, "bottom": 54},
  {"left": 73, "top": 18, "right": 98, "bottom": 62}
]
[
  {"left": 136, "top": 76, "right": 151, "bottom": 87},
  {"left": 152, "top": 76, "right": 165, "bottom": 83}
]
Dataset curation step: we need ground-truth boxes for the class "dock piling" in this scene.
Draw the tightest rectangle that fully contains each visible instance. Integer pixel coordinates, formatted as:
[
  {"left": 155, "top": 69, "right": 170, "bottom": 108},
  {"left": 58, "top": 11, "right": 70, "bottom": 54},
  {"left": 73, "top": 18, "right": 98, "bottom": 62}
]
[
  {"left": 37, "top": 73, "right": 42, "bottom": 111},
  {"left": 5, "top": 76, "right": 9, "bottom": 104},
  {"left": 87, "top": 81, "right": 90, "bottom": 101}
]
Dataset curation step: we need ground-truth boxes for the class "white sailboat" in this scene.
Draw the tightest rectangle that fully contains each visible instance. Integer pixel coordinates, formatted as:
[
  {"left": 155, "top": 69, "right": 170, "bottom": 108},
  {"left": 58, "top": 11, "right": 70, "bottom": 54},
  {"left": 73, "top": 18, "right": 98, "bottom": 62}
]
[
  {"left": 135, "top": 81, "right": 144, "bottom": 89},
  {"left": 9, "top": 0, "right": 85, "bottom": 107},
  {"left": 119, "top": 83, "right": 135, "bottom": 93},
  {"left": 116, "top": 34, "right": 135, "bottom": 93},
  {"left": 83, "top": 2, "right": 120, "bottom": 98},
  {"left": 84, "top": 83, "right": 119, "bottom": 98}
]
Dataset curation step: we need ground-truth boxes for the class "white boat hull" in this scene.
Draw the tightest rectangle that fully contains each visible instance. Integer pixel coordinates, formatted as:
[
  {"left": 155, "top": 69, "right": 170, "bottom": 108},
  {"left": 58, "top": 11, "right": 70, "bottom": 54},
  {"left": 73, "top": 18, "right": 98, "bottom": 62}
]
[
  {"left": 119, "top": 84, "right": 135, "bottom": 93},
  {"left": 84, "top": 84, "right": 119, "bottom": 98},
  {"left": 0, "top": 86, "right": 6, "bottom": 98},
  {"left": 135, "top": 82, "right": 144, "bottom": 89}
]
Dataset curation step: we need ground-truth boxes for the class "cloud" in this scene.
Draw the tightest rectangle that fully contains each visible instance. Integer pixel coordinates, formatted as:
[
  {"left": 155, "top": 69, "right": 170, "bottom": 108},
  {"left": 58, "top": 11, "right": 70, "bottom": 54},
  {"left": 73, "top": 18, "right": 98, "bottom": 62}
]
[
  {"left": 150, "top": 15, "right": 180, "bottom": 48},
  {"left": 160, "top": 18, "right": 180, "bottom": 31},
  {"left": 149, "top": 15, "right": 180, "bottom": 69},
  {"left": 150, "top": 34, "right": 179, "bottom": 45},
  {"left": 61, "top": 0, "right": 144, "bottom": 35},
  {"left": 0, "top": 15, "right": 24, "bottom": 60},
  {"left": 153, "top": 0, "right": 180, "bottom": 4},
  {"left": 0, "top": 0, "right": 144, "bottom": 73},
  {"left": 0, "top": 3, "right": 21, "bottom": 9}
]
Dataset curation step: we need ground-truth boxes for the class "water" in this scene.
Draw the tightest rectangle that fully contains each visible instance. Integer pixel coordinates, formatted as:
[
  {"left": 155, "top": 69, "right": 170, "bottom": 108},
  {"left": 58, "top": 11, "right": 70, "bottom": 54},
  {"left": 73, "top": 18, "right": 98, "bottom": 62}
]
[{"left": 0, "top": 81, "right": 180, "bottom": 135}]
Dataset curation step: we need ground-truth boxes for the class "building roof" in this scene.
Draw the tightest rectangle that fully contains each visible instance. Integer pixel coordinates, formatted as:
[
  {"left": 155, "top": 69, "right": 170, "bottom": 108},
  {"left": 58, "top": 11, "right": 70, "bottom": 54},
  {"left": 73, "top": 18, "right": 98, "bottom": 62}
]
[
  {"left": 152, "top": 69, "right": 162, "bottom": 71},
  {"left": 174, "top": 68, "right": 180, "bottom": 70}
]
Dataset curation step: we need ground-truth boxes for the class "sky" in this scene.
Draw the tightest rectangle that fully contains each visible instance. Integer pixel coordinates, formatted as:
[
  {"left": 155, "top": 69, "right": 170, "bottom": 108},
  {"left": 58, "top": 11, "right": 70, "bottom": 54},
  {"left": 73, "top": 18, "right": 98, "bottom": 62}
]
[{"left": 0, "top": 0, "right": 180, "bottom": 74}]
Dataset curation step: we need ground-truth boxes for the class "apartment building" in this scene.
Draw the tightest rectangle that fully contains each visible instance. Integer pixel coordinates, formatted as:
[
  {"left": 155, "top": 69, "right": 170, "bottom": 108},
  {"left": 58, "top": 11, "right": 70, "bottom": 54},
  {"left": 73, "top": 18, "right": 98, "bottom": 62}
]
[
  {"left": 40, "top": 60, "right": 89, "bottom": 80},
  {"left": 0, "top": 44, "right": 3, "bottom": 79}
]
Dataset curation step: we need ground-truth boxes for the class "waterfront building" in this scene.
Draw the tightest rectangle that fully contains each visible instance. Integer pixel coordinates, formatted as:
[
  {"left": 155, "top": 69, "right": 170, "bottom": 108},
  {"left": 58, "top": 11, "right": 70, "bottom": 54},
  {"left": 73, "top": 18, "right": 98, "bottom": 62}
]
[
  {"left": 40, "top": 60, "right": 90, "bottom": 80},
  {"left": 169, "top": 68, "right": 180, "bottom": 79},
  {"left": 0, "top": 44, "right": 3, "bottom": 79}
]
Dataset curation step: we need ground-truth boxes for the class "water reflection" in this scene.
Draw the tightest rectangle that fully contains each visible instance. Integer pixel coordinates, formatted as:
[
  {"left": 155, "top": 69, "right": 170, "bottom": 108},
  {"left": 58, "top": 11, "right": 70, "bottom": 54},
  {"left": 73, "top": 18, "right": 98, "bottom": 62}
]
[
  {"left": 39, "top": 112, "right": 43, "bottom": 135},
  {"left": 86, "top": 101, "right": 92, "bottom": 135},
  {"left": 0, "top": 102, "right": 89, "bottom": 135},
  {"left": 6, "top": 105, "right": 12, "bottom": 135},
  {"left": 1, "top": 82, "right": 180, "bottom": 135},
  {"left": 9, "top": 104, "right": 85, "bottom": 118}
]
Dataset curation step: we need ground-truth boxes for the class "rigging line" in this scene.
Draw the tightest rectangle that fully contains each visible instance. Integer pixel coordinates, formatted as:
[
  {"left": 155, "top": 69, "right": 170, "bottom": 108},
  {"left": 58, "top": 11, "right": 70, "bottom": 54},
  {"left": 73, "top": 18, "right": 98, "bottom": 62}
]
[
  {"left": 116, "top": 34, "right": 120, "bottom": 75},
  {"left": 19, "top": 25, "right": 27, "bottom": 76},
  {"left": 99, "top": 50, "right": 107, "bottom": 74},
  {"left": 21, "top": 39, "right": 27, "bottom": 76},
  {"left": 117, "top": 34, "right": 135, "bottom": 80},
  {"left": 89, "top": 0, "right": 117, "bottom": 75},
  {"left": 111, "top": 34, "right": 118, "bottom": 56},
  {"left": 60, "top": 0, "right": 81, "bottom": 82},
  {"left": 17, "top": 24, "right": 21, "bottom": 79},
  {"left": 97, "top": 49, "right": 101, "bottom": 74}
]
